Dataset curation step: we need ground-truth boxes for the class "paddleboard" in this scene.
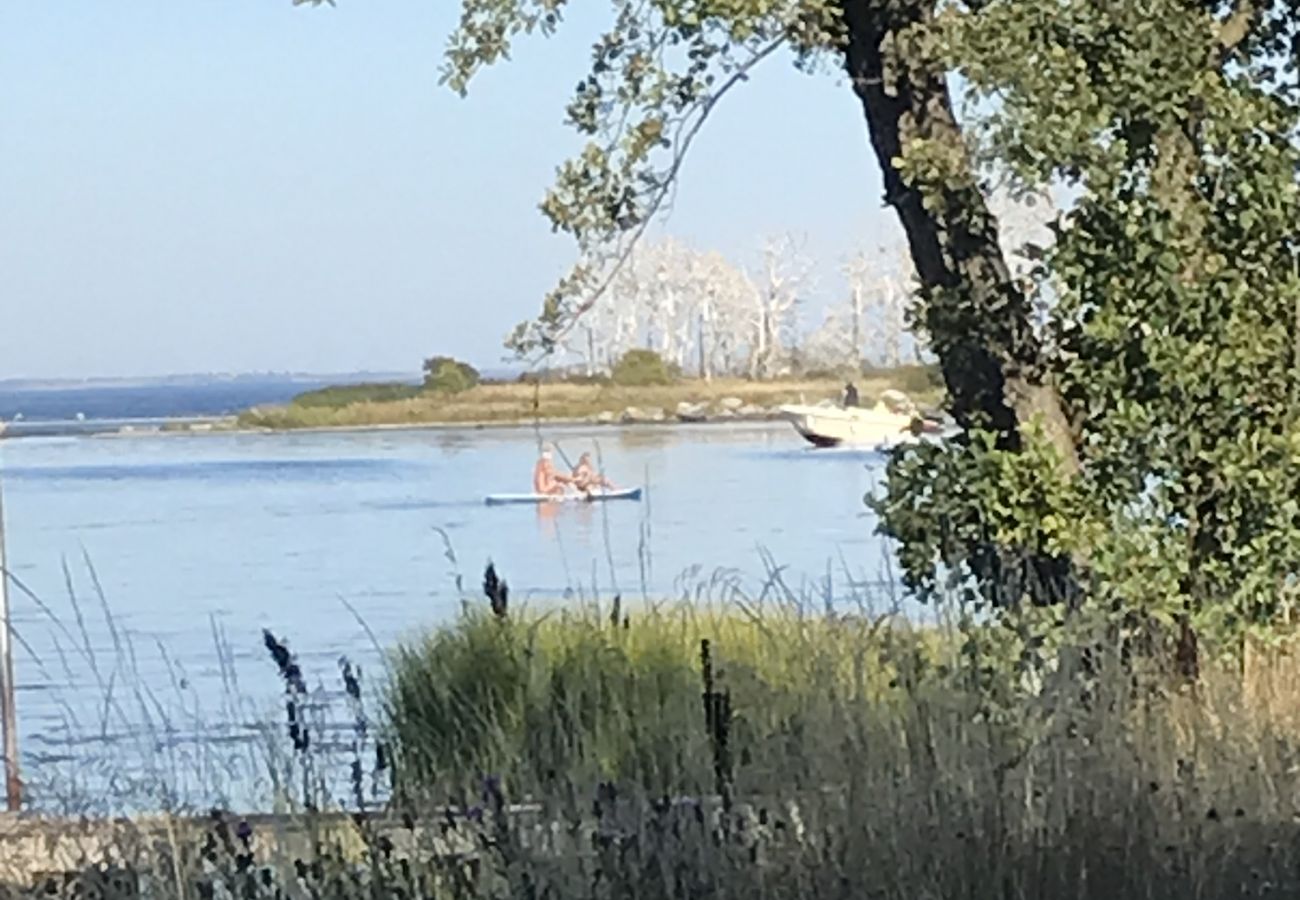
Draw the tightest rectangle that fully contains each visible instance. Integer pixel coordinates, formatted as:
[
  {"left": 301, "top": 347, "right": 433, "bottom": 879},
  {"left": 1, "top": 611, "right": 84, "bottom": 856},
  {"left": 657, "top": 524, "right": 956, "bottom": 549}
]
[{"left": 484, "top": 487, "right": 643, "bottom": 506}]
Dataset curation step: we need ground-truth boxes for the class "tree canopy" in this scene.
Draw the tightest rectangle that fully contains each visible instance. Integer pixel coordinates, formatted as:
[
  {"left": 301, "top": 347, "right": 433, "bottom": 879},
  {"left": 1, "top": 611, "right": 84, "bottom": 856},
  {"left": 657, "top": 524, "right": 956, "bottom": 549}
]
[{"left": 884, "top": 0, "right": 1300, "bottom": 654}]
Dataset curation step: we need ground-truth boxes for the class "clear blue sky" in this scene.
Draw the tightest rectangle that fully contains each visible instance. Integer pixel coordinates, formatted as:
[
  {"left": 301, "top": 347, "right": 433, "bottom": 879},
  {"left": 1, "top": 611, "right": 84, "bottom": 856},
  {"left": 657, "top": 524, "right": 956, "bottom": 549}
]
[{"left": 0, "top": 1, "right": 898, "bottom": 379}]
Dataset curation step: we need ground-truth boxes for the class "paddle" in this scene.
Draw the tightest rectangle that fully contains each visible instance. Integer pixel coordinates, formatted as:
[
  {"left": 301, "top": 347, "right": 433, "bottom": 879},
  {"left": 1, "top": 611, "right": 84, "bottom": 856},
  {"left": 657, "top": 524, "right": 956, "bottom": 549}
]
[{"left": 550, "top": 441, "right": 577, "bottom": 470}]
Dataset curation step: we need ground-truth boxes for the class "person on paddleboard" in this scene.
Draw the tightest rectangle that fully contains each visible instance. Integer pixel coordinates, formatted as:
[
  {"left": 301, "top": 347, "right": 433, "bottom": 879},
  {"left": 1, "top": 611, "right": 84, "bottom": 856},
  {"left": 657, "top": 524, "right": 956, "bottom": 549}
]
[
  {"left": 570, "top": 452, "right": 614, "bottom": 495},
  {"left": 533, "top": 447, "right": 570, "bottom": 497}
]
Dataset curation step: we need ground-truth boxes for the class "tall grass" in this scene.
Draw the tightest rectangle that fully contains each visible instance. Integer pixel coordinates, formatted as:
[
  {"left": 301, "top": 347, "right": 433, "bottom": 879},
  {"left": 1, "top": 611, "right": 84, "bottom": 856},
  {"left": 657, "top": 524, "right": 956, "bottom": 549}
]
[
  {"left": 373, "top": 584, "right": 1300, "bottom": 898},
  {"left": 385, "top": 597, "right": 928, "bottom": 804},
  {"left": 10, "top": 561, "right": 1300, "bottom": 897}
]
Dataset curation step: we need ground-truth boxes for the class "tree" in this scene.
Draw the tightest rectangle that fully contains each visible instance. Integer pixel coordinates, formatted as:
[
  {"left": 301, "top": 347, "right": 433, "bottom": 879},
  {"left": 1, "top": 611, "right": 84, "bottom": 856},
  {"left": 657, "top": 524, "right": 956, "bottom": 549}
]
[
  {"left": 610, "top": 348, "right": 677, "bottom": 386},
  {"left": 423, "top": 356, "right": 480, "bottom": 393},
  {"left": 843, "top": 243, "right": 915, "bottom": 369},
  {"left": 745, "top": 235, "right": 809, "bottom": 380},
  {"left": 877, "top": 0, "right": 1300, "bottom": 660},
  {"left": 544, "top": 236, "right": 771, "bottom": 380}
]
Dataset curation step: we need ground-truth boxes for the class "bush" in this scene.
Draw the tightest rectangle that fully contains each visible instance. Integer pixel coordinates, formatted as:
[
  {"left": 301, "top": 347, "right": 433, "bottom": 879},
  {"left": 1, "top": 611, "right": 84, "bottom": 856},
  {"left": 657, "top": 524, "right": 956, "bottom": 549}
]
[
  {"left": 290, "top": 382, "right": 423, "bottom": 409},
  {"left": 423, "top": 355, "right": 480, "bottom": 393},
  {"left": 610, "top": 348, "right": 677, "bottom": 386}
]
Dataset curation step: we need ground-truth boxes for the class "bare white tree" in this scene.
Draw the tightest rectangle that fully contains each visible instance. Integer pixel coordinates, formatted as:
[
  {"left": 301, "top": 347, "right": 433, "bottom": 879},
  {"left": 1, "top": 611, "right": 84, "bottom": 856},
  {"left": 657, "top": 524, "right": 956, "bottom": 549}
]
[
  {"left": 746, "top": 235, "right": 810, "bottom": 379},
  {"left": 801, "top": 305, "right": 858, "bottom": 372},
  {"left": 689, "top": 249, "right": 753, "bottom": 380},
  {"left": 542, "top": 232, "right": 939, "bottom": 381},
  {"left": 550, "top": 236, "right": 762, "bottom": 378},
  {"left": 840, "top": 241, "right": 916, "bottom": 369}
]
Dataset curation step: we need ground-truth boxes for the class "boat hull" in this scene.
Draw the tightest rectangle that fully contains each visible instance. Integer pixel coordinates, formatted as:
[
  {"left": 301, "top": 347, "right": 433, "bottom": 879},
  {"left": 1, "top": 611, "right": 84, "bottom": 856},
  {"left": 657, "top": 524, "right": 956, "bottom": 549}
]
[
  {"left": 485, "top": 487, "right": 643, "bottom": 506},
  {"left": 777, "top": 404, "right": 932, "bottom": 450}
]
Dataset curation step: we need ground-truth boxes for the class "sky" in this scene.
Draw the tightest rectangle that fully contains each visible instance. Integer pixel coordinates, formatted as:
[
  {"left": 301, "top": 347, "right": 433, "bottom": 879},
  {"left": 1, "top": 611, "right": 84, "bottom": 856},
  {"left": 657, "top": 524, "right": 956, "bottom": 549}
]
[{"left": 0, "top": 1, "right": 901, "bottom": 380}]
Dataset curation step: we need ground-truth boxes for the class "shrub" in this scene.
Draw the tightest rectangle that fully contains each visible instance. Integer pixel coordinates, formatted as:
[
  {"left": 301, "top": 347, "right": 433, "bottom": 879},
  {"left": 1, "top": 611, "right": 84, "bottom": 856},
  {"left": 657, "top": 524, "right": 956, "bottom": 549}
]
[
  {"left": 610, "top": 348, "right": 676, "bottom": 386},
  {"left": 290, "top": 382, "right": 423, "bottom": 408},
  {"left": 423, "top": 356, "right": 480, "bottom": 393}
]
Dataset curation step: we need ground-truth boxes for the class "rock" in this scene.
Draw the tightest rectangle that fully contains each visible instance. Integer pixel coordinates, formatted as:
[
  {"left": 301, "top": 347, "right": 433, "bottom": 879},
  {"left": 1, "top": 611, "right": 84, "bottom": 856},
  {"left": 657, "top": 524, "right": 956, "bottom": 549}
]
[
  {"left": 737, "top": 404, "right": 766, "bottom": 419},
  {"left": 676, "top": 401, "right": 708, "bottom": 422},
  {"left": 718, "top": 397, "right": 745, "bottom": 412},
  {"left": 596, "top": 410, "right": 617, "bottom": 424},
  {"left": 621, "top": 406, "right": 666, "bottom": 424}
]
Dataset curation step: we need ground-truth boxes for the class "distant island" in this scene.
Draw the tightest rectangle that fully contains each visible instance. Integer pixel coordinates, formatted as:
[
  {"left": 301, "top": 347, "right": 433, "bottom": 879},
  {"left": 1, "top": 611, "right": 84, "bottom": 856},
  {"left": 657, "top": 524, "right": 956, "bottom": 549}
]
[{"left": 233, "top": 352, "right": 944, "bottom": 432}]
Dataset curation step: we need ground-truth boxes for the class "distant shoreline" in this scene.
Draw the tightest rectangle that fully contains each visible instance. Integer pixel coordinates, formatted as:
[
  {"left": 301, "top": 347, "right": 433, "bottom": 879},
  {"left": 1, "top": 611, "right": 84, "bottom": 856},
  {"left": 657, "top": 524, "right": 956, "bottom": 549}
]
[
  {"left": 104, "top": 412, "right": 792, "bottom": 439},
  {"left": 231, "top": 370, "right": 942, "bottom": 434},
  {"left": 0, "top": 367, "right": 945, "bottom": 439},
  {"left": 0, "top": 411, "right": 796, "bottom": 441}
]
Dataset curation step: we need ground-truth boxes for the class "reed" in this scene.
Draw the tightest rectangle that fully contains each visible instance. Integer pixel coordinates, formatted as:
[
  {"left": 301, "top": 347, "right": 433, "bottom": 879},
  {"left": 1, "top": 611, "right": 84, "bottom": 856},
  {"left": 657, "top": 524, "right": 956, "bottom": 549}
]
[{"left": 11, "top": 560, "right": 1300, "bottom": 898}]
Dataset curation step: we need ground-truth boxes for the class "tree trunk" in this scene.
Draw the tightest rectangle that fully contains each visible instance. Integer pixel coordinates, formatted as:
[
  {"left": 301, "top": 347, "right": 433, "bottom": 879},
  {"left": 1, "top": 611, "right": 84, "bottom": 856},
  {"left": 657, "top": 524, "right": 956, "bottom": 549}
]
[
  {"left": 851, "top": 285, "right": 864, "bottom": 369},
  {"left": 840, "top": 0, "right": 1078, "bottom": 470},
  {"left": 884, "top": 282, "right": 903, "bottom": 368},
  {"left": 699, "top": 311, "right": 712, "bottom": 381}
]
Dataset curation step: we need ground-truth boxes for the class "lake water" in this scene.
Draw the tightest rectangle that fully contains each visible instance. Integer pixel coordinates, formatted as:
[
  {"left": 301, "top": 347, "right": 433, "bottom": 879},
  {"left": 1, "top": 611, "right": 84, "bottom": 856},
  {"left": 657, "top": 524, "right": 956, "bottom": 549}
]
[
  {"left": 0, "top": 378, "right": 363, "bottom": 423},
  {"left": 0, "top": 423, "right": 905, "bottom": 812}
]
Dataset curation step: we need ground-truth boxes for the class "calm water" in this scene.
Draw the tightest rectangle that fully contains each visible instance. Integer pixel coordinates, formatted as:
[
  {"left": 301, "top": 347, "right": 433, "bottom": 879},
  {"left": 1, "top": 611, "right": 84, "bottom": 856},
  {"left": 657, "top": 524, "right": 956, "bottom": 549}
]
[
  {"left": 0, "top": 379, "right": 361, "bottom": 422},
  {"left": 0, "top": 423, "right": 903, "bottom": 811}
]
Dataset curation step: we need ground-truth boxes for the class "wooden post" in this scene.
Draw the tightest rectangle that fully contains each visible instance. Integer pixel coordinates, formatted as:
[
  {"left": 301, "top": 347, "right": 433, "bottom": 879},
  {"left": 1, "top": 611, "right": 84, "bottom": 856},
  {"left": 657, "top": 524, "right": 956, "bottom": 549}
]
[{"left": 0, "top": 473, "right": 20, "bottom": 811}]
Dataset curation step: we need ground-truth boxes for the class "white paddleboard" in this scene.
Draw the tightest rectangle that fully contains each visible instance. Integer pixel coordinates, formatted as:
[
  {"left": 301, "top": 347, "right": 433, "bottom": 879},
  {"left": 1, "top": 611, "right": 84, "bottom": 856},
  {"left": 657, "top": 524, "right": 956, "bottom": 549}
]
[{"left": 484, "top": 487, "right": 643, "bottom": 506}]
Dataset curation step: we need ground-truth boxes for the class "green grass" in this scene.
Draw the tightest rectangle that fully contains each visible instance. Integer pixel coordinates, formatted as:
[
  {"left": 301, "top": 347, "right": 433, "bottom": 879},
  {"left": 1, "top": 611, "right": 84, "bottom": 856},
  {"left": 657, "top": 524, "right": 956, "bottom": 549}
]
[
  {"left": 18, "top": 590, "right": 1300, "bottom": 898},
  {"left": 385, "top": 599, "right": 929, "bottom": 800}
]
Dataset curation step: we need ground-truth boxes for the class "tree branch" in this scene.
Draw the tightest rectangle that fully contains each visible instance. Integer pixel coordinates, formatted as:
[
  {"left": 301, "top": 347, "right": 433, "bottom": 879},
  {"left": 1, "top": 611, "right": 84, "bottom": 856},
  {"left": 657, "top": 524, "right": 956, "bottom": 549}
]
[{"left": 532, "top": 35, "right": 789, "bottom": 363}]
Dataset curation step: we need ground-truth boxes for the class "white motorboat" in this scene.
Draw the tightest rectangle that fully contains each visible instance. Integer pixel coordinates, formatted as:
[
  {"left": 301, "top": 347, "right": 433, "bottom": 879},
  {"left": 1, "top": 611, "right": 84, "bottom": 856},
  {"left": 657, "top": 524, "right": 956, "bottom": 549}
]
[{"left": 777, "top": 390, "right": 945, "bottom": 449}]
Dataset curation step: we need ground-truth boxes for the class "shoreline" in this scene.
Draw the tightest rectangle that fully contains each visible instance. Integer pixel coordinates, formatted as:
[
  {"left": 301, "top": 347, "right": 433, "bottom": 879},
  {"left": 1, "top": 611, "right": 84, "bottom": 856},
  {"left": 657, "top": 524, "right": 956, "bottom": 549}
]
[
  {"left": 0, "top": 411, "right": 799, "bottom": 441},
  {"left": 104, "top": 412, "right": 793, "bottom": 439},
  {"left": 233, "top": 372, "right": 943, "bottom": 434},
  {"left": 0, "top": 369, "right": 945, "bottom": 440}
]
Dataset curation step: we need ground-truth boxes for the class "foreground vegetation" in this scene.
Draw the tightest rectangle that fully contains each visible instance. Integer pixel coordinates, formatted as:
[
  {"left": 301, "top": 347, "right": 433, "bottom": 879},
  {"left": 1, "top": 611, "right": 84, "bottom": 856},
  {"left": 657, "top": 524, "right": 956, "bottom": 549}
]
[
  {"left": 20, "top": 576, "right": 1300, "bottom": 899},
  {"left": 236, "top": 366, "right": 942, "bottom": 431},
  {"left": 378, "top": 587, "right": 1300, "bottom": 898}
]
